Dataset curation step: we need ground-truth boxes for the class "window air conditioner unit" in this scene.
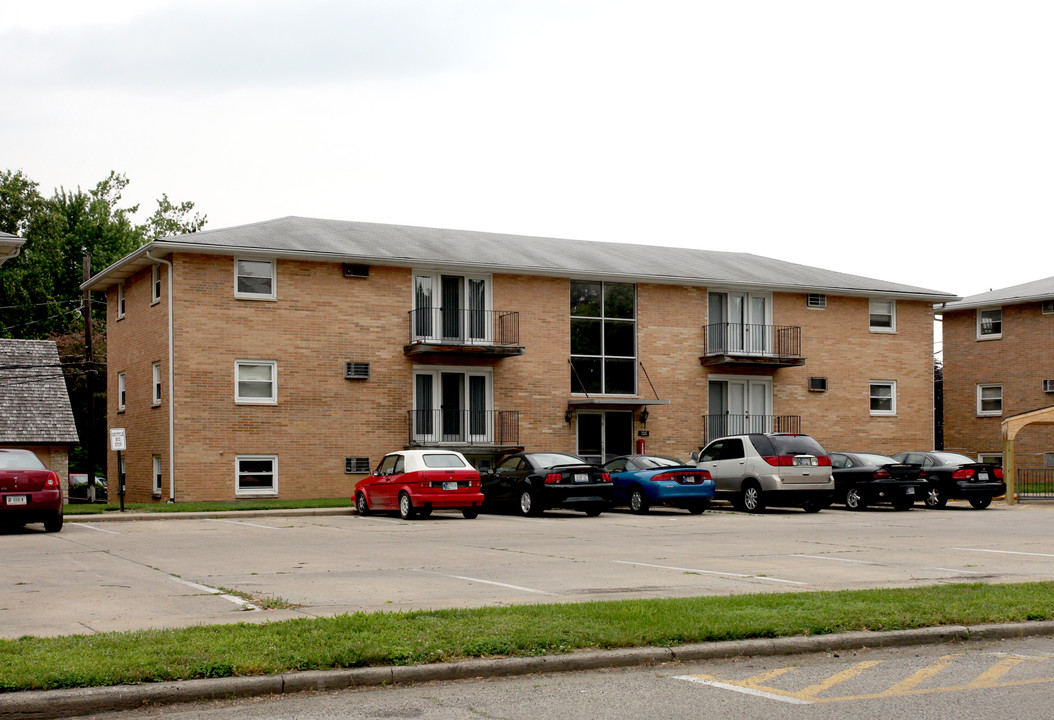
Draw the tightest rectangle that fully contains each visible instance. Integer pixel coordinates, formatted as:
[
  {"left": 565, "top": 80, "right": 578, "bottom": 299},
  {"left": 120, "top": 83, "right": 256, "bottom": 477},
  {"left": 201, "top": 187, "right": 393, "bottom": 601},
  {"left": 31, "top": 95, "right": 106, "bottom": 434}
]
[
  {"left": 343, "top": 263, "right": 370, "bottom": 278},
  {"left": 345, "top": 457, "right": 371, "bottom": 473},
  {"left": 806, "top": 293, "right": 827, "bottom": 309},
  {"left": 808, "top": 377, "right": 828, "bottom": 392},
  {"left": 1044, "top": 379, "right": 1054, "bottom": 393},
  {"left": 344, "top": 362, "right": 370, "bottom": 380}
]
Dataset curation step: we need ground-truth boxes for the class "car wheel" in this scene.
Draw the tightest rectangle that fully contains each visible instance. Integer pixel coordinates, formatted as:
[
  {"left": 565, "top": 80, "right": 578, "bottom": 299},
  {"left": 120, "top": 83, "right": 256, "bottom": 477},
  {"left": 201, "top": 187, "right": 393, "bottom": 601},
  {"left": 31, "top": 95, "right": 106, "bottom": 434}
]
[
  {"left": 740, "top": 482, "right": 765, "bottom": 513},
  {"left": 398, "top": 492, "right": 416, "bottom": 520},
  {"left": 43, "top": 511, "right": 63, "bottom": 533},
  {"left": 462, "top": 507, "right": 479, "bottom": 519},
  {"left": 844, "top": 488, "right": 866, "bottom": 511},
  {"left": 628, "top": 487, "right": 649, "bottom": 514},
  {"left": 892, "top": 497, "right": 915, "bottom": 511},
  {"left": 355, "top": 492, "right": 370, "bottom": 515},
  {"left": 519, "top": 489, "right": 542, "bottom": 517},
  {"left": 969, "top": 496, "right": 993, "bottom": 510},
  {"left": 687, "top": 501, "right": 708, "bottom": 515},
  {"left": 924, "top": 485, "right": 947, "bottom": 509}
]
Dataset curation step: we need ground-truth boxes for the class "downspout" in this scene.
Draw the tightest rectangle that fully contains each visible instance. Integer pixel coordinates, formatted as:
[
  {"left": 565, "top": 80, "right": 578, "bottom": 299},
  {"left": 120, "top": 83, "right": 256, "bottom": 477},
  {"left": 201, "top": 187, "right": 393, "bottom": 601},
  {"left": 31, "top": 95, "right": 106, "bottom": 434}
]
[{"left": 146, "top": 250, "right": 176, "bottom": 502}]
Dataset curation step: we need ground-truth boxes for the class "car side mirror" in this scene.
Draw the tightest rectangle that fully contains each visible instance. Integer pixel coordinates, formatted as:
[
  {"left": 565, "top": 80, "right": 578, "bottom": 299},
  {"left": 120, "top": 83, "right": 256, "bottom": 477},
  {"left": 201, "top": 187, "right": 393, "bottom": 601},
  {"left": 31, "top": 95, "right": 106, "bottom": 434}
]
[{"left": 689, "top": 451, "right": 699, "bottom": 463}]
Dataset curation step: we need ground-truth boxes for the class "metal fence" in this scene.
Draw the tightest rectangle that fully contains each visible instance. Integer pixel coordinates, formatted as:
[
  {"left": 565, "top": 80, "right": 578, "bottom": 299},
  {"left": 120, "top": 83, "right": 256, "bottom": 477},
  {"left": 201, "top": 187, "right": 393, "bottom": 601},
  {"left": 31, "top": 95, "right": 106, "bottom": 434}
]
[
  {"left": 702, "top": 414, "right": 801, "bottom": 444},
  {"left": 1017, "top": 468, "right": 1054, "bottom": 499},
  {"left": 408, "top": 308, "right": 520, "bottom": 346},
  {"left": 702, "top": 323, "right": 802, "bottom": 358},
  {"left": 407, "top": 409, "right": 520, "bottom": 446}
]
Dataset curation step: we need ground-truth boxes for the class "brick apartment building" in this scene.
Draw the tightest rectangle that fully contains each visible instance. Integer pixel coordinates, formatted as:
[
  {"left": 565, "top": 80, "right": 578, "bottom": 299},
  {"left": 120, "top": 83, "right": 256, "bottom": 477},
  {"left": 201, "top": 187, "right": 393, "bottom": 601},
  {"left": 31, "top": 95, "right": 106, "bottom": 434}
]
[
  {"left": 84, "top": 217, "right": 955, "bottom": 503},
  {"left": 941, "top": 276, "right": 1054, "bottom": 472}
]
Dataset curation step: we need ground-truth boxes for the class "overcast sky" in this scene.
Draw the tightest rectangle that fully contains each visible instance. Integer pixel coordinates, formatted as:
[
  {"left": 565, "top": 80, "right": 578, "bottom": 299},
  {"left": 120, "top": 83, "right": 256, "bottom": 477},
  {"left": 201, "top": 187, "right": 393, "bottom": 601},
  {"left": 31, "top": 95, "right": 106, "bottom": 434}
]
[{"left": 3, "top": 0, "right": 1051, "bottom": 301}]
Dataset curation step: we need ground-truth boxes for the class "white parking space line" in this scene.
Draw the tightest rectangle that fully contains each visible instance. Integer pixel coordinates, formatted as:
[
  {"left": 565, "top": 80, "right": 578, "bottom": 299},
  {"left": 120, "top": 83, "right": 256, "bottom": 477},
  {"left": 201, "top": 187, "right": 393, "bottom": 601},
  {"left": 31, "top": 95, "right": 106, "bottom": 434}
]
[
  {"left": 674, "top": 675, "right": 813, "bottom": 704},
  {"left": 951, "top": 547, "right": 1054, "bottom": 559},
  {"left": 207, "top": 519, "right": 286, "bottom": 530},
  {"left": 74, "top": 524, "right": 120, "bottom": 535},
  {"left": 614, "top": 560, "right": 807, "bottom": 586},
  {"left": 171, "top": 578, "right": 260, "bottom": 610},
  {"left": 935, "top": 567, "right": 987, "bottom": 574},
  {"left": 417, "top": 570, "right": 557, "bottom": 595},
  {"left": 791, "top": 554, "right": 876, "bottom": 565}
]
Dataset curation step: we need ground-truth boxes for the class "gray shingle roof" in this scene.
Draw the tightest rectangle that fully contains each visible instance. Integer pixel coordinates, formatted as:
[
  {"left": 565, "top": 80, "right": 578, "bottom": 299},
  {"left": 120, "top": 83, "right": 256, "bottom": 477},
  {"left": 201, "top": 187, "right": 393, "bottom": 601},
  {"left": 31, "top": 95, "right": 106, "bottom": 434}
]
[
  {"left": 0, "top": 339, "right": 79, "bottom": 445},
  {"left": 86, "top": 216, "right": 957, "bottom": 300},
  {"left": 941, "top": 276, "right": 1054, "bottom": 312}
]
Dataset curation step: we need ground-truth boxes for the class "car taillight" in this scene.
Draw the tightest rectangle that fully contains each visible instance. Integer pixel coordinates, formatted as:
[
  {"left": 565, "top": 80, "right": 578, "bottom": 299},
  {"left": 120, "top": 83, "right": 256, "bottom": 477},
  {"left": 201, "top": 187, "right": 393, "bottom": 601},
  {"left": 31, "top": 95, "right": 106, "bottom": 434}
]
[
  {"left": 544, "top": 472, "right": 562, "bottom": 484},
  {"left": 762, "top": 455, "right": 793, "bottom": 466},
  {"left": 873, "top": 468, "right": 891, "bottom": 479},
  {"left": 601, "top": 472, "right": 612, "bottom": 483},
  {"left": 994, "top": 467, "right": 1004, "bottom": 480},
  {"left": 952, "top": 468, "right": 975, "bottom": 480},
  {"left": 817, "top": 456, "right": 831, "bottom": 467},
  {"left": 46, "top": 471, "right": 59, "bottom": 487}
]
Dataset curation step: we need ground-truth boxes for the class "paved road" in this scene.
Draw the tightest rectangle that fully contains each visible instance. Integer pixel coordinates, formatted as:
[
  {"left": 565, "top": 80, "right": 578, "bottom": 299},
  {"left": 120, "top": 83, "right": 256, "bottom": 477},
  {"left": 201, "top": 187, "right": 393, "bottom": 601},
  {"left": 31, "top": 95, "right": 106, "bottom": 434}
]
[
  {"left": 2, "top": 501, "right": 1053, "bottom": 638},
  {"left": 77, "top": 635, "right": 1054, "bottom": 719}
]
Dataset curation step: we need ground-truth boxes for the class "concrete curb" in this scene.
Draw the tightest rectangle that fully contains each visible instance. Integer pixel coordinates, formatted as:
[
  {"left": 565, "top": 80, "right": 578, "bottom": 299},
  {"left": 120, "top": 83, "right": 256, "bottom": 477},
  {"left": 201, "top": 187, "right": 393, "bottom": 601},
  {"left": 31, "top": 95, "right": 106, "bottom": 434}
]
[{"left": 3, "top": 621, "right": 1053, "bottom": 719}]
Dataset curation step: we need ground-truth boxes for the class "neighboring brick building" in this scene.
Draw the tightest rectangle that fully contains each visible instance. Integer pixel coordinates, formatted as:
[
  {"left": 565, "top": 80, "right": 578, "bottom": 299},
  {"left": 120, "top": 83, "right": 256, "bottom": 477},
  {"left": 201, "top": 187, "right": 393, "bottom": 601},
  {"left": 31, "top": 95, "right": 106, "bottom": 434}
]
[
  {"left": 941, "top": 277, "right": 1054, "bottom": 471},
  {"left": 84, "top": 217, "right": 955, "bottom": 502},
  {"left": 0, "top": 339, "right": 80, "bottom": 496}
]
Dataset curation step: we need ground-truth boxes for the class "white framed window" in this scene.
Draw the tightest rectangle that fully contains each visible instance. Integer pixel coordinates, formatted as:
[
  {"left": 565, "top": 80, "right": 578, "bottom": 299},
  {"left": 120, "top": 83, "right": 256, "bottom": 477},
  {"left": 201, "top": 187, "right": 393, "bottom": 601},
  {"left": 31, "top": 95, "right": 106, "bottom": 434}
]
[
  {"left": 152, "top": 455, "right": 162, "bottom": 495},
  {"left": 869, "top": 381, "right": 896, "bottom": 416},
  {"left": 117, "top": 283, "right": 126, "bottom": 319},
  {"left": 236, "top": 455, "right": 278, "bottom": 496},
  {"left": 235, "top": 360, "right": 277, "bottom": 404},
  {"left": 571, "top": 281, "right": 637, "bottom": 394},
  {"left": 117, "top": 371, "right": 126, "bottom": 412},
  {"left": 806, "top": 293, "right": 827, "bottom": 309},
  {"left": 869, "top": 298, "right": 896, "bottom": 333},
  {"left": 1045, "top": 452, "right": 1054, "bottom": 467},
  {"left": 151, "top": 264, "right": 161, "bottom": 304},
  {"left": 411, "top": 271, "right": 493, "bottom": 343},
  {"left": 978, "top": 452, "right": 1003, "bottom": 465},
  {"left": 412, "top": 365, "right": 494, "bottom": 443},
  {"left": 977, "top": 307, "right": 1002, "bottom": 339},
  {"left": 1043, "top": 300, "right": 1054, "bottom": 315},
  {"left": 152, "top": 362, "right": 162, "bottom": 406},
  {"left": 977, "top": 384, "right": 1003, "bottom": 416},
  {"left": 235, "top": 258, "right": 276, "bottom": 300}
]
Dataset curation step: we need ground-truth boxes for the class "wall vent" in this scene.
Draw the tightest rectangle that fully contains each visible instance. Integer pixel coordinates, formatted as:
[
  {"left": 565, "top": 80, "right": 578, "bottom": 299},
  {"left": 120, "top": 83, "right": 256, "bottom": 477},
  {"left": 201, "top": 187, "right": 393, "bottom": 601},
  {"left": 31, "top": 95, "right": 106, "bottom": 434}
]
[
  {"left": 808, "top": 377, "right": 828, "bottom": 392},
  {"left": 343, "top": 263, "right": 370, "bottom": 278},
  {"left": 344, "top": 362, "right": 370, "bottom": 380},
  {"left": 345, "top": 457, "right": 371, "bottom": 474}
]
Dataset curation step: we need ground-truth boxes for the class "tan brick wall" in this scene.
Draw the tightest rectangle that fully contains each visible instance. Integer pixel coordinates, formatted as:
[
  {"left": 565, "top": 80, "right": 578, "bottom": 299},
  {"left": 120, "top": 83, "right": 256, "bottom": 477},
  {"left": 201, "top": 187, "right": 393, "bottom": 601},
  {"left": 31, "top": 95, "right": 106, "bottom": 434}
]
[{"left": 943, "top": 303, "right": 1054, "bottom": 468}]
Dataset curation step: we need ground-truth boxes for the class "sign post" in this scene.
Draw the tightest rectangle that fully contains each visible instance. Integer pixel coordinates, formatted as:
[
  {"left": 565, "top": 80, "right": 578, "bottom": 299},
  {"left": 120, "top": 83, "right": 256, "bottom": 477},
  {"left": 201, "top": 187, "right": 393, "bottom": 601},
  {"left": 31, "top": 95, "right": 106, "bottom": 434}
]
[{"left": 109, "top": 429, "right": 126, "bottom": 512}]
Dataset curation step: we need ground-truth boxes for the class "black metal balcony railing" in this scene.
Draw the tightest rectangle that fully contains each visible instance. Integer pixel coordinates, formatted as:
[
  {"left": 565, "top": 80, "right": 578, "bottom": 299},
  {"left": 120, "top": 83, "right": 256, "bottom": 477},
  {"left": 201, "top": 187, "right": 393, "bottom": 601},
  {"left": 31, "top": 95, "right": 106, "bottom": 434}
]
[
  {"left": 407, "top": 409, "right": 520, "bottom": 446},
  {"left": 408, "top": 308, "right": 520, "bottom": 346},
  {"left": 702, "top": 414, "right": 801, "bottom": 444},
  {"left": 702, "top": 323, "right": 802, "bottom": 358},
  {"left": 1018, "top": 469, "right": 1054, "bottom": 499}
]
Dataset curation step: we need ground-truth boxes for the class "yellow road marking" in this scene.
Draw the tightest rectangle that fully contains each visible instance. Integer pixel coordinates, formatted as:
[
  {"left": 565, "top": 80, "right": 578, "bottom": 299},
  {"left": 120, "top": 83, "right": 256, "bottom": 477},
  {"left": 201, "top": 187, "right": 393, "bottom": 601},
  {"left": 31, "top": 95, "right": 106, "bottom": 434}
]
[
  {"left": 883, "top": 654, "right": 956, "bottom": 694},
  {"left": 798, "top": 661, "right": 883, "bottom": 698}
]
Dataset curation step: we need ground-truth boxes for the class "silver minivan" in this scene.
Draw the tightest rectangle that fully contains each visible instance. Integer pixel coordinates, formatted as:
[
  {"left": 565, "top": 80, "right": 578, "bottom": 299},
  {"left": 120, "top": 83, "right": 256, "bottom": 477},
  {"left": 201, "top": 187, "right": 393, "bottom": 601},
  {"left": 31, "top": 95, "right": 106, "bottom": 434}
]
[{"left": 692, "top": 433, "right": 834, "bottom": 512}]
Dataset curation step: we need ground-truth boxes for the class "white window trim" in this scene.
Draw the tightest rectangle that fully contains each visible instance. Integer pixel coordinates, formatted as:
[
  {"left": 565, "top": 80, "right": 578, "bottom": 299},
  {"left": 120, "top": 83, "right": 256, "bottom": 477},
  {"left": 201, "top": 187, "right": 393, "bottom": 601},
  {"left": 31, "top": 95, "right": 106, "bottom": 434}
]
[
  {"left": 152, "top": 362, "right": 162, "bottom": 407},
  {"left": 117, "top": 371, "right": 126, "bottom": 412},
  {"left": 412, "top": 365, "right": 494, "bottom": 444},
  {"left": 806, "top": 293, "right": 827, "bottom": 309},
  {"left": 235, "top": 455, "right": 278, "bottom": 497},
  {"left": 151, "top": 264, "right": 161, "bottom": 305},
  {"left": 976, "top": 307, "right": 1003, "bottom": 340},
  {"left": 869, "top": 298, "right": 896, "bottom": 333},
  {"left": 977, "top": 383, "right": 1003, "bottom": 416},
  {"left": 152, "top": 455, "right": 163, "bottom": 496},
  {"left": 116, "top": 283, "right": 126, "bottom": 319},
  {"left": 869, "top": 380, "right": 897, "bottom": 416},
  {"left": 977, "top": 453, "right": 1003, "bottom": 465},
  {"left": 234, "top": 257, "right": 277, "bottom": 300},
  {"left": 235, "top": 360, "right": 278, "bottom": 405}
]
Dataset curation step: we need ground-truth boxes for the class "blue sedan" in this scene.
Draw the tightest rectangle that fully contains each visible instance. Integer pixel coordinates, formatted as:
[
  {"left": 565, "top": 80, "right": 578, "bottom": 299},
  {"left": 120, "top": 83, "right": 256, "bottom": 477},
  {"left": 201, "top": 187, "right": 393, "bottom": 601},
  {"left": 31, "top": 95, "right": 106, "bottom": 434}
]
[{"left": 603, "top": 455, "right": 715, "bottom": 514}]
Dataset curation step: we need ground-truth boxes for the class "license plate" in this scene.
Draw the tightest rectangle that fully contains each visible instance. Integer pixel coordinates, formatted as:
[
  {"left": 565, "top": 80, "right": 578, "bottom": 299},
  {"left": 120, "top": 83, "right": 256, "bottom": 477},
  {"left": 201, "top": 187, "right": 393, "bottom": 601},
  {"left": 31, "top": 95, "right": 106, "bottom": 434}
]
[
  {"left": 978, "top": 472, "right": 988, "bottom": 481},
  {"left": 905, "top": 487, "right": 915, "bottom": 495},
  {"left": 574, "top": 473, "right": 589, "bottom": 483},
  {"left": 793, "top": 456, "right": 817, "bottom": 466},
  {"left": 682, "top": 475, "right": 698, "bottom": 484},
  {"left": 443, "top": 482, "right": 458, "bottom": 491},
  {"left": 5, "top": 495, "right": 26, "bottom": 506}
]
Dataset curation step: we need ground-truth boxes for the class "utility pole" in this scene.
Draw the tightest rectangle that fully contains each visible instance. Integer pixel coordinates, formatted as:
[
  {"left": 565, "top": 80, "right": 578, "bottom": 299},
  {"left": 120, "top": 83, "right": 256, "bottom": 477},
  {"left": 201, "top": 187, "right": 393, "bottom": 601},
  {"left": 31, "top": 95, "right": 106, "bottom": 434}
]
[{"left": 82, "top": 249, "right": 96, "bottom": 503}]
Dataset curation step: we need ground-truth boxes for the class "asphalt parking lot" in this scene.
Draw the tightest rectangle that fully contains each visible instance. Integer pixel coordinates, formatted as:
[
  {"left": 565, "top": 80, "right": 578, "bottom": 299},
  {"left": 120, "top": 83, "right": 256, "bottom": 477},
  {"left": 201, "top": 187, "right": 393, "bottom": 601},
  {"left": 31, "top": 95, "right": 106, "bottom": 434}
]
[{"left": 2, "top": 501, "right": 1053, "bottom": 639}]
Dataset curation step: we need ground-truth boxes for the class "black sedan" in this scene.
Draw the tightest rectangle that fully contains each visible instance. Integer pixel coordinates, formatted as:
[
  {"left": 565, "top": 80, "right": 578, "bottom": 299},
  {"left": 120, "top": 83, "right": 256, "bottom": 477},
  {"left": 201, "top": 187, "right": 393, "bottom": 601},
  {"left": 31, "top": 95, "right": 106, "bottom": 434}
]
[
  {"left": 891, "top": 451, "right": 1005, "bottom": 509},
  {"left": 481, "top": 452, "right": 612, "bottom": 516},
  {"left": 829, "top": 452, "right": 924, "bottom": 511}
]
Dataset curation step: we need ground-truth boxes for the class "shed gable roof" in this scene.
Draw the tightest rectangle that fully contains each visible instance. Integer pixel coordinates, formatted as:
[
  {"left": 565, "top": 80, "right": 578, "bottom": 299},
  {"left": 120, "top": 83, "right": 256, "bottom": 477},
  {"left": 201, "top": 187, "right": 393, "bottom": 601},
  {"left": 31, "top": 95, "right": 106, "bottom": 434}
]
[{"left": 0, "top": 339, "right": 79, "bottom": 445}]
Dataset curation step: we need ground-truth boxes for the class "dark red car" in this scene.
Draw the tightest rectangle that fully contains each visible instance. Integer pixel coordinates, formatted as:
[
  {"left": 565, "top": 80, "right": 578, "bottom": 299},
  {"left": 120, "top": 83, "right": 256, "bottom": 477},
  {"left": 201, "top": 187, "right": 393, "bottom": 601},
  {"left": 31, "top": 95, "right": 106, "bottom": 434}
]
[
  {"left": 0, "top": 449, "right": 63, "bottom": 532},
  {"left": 354, "top": 449, "right": 484, "bottom": 520}
]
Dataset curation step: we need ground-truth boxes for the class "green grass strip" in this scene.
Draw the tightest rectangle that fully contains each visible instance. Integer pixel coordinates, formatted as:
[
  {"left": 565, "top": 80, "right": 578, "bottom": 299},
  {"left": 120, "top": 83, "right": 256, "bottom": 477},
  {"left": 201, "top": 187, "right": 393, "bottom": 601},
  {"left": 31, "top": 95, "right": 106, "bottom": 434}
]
[
  {"left": 63, "top": 497, "right": 352, "bottom": 515},
  {"left": 2, "top": 582, "right": 1053, "bottom": 692}
]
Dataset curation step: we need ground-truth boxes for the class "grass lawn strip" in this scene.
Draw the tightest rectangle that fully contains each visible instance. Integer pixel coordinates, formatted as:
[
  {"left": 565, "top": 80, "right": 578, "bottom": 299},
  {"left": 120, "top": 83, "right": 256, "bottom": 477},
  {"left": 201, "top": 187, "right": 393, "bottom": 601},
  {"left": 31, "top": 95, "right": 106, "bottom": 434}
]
[
  {"left": 1, "top": 582, "right": 1052, "bottom": 692},
  {"left": 63, "top": 498, "right": 352, "bottom": 515}
]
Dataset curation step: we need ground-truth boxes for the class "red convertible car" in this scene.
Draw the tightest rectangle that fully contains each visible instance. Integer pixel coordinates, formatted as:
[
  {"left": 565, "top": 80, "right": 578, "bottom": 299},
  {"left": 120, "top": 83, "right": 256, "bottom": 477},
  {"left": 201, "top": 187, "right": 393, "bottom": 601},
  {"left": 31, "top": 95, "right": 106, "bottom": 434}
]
[
  {"left": 0, "top": 449, "right": 63, "bottom": 532},
  {"left": 354, "top": 449, "right": 484, "bottom": 520}
]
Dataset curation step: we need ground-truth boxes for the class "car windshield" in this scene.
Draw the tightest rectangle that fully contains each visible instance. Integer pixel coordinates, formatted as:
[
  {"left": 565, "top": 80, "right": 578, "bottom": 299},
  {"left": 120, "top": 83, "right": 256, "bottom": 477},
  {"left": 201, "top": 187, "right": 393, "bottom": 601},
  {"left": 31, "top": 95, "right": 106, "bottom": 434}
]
[
  {"left": 855, "top": 453, "right": 896, "bottom": 466},
  {"left": 635, "top": 456, "right": 685, "bottom": 469},
  {"left": 530, "top": 453, "right": 583, "bottom": 468},
  {"left": 932, "top": 452, "right": 975, "bottom": 465},
  {"left": 0, "top": 451, "right": 45, "bottom": 470},
  {"left": 422, "top": 453, "right": 468, "bottom": 468}
]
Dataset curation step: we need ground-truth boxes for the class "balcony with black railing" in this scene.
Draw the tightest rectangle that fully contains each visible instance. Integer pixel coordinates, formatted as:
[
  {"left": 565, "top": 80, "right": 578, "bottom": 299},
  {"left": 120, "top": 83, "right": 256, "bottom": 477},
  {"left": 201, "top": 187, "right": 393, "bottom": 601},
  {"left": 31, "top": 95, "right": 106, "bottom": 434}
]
[
  {"left": 406, "top": 409, "right": 521, "bottom": 449},
  {"left": 701, "top": 414, "right": 801, "bottom": 444},
  {"left": 405, "top": 308, "right": 524, "bottom": 357},
  {"left": 701, "top": 323, "right": 805, "bottom": 367}
]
